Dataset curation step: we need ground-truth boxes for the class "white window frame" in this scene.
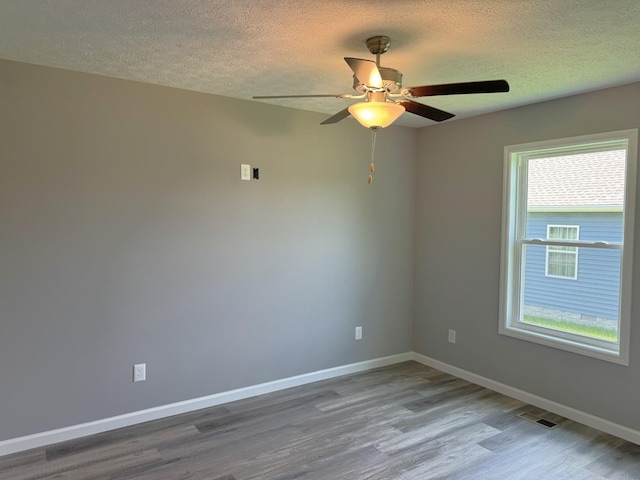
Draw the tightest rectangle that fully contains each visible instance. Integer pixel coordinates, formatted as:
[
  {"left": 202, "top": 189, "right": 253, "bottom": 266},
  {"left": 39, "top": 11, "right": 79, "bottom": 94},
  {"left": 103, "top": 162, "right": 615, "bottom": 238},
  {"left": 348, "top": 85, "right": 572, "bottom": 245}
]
[
  {"left": 545, "top": 225, "right": 579, "bottom": 280},
  {"left": 499, "top": 129, "right": 637, "bottom": 365}
]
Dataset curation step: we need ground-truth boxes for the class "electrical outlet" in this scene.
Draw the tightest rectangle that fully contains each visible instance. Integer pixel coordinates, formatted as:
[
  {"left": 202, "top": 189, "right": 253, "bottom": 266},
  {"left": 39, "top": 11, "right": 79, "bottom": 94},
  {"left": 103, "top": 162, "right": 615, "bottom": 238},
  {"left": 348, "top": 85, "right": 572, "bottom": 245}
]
[
  {"left": 448, "top": 329, "right": 456, "bottom": 344},
  {"left": 355, "top": 326, "right": 363, "bottom": 340},
  {"left": 241, "top": 164, "right": 251, "bottom": 181},
  {"left": 133, "top": 363, "right": 146, "bottom": 382}
]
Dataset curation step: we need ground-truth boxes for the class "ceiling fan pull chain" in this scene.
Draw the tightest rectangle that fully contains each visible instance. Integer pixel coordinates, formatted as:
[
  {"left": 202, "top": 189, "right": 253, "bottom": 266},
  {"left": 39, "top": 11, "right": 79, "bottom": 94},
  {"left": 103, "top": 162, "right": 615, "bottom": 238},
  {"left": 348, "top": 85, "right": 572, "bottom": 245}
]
[{"left": 368, "top": 127, "right": 378, "bottom": 184}]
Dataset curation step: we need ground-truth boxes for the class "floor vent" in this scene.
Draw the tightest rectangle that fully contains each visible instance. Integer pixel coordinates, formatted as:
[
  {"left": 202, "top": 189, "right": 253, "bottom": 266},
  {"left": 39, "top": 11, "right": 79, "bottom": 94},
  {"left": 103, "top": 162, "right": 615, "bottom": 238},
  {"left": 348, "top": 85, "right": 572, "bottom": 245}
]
[{"left": 518, "top": 412, "right": 559, "bottom": 429}]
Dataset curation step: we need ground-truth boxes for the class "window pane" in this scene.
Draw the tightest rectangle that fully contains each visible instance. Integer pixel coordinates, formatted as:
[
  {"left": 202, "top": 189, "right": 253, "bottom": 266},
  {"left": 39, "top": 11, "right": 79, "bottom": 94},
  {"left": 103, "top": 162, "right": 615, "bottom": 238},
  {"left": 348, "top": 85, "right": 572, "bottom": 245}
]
[
  {"left": 548, "top": 226, "right": 578, "bottom": 240},
  {"left": 523, "top": 244, "right": 620, "bottom": 342},
  {"left": 547, "top": 250, "right": 576, "bottom": 277}
]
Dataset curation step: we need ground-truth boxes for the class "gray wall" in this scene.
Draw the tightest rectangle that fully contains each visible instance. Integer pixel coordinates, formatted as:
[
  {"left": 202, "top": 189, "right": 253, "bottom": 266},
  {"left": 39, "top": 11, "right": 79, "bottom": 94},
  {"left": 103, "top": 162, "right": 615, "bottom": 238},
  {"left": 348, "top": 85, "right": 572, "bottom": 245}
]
[
  {"left": 5, "top": 55, "right": 639, "bottom": 444},
  {"left": 414, "top": 81, "right": 640, "bottom": 430},
  {"left": 0, "top": 59, "right": 416, "bottom": 441}
]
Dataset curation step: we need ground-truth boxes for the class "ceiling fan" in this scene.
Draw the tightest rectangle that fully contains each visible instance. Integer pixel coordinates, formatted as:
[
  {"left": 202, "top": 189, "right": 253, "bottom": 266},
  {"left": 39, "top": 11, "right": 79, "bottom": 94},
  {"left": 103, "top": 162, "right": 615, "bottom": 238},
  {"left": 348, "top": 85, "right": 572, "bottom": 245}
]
[{"left": 253, "top": 35, "right": 509, "bottom": 129}]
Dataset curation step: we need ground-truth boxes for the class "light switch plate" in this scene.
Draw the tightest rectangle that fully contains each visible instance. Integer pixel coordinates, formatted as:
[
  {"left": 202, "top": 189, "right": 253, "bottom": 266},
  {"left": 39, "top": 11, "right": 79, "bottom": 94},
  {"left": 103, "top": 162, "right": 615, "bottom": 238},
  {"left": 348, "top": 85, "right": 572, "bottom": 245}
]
[
  {"left": 133, "top": 363, "right": 146, "bottom": 382},
  {"left": 241, "top": 164, "right": 251, "bottom": 181}
]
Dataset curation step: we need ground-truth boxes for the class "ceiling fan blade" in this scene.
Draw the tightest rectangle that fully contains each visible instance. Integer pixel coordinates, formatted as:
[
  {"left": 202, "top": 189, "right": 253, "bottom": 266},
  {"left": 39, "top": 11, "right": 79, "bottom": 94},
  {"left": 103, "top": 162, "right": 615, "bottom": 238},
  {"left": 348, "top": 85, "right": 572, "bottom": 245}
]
[
  {"left": 407, "top": 80, "right": 510, "bottom": 97},
  {"left": 320, "top": 107, "right": 352, "bottom": 125},
  {"left": 344, "top": 57, "right": 383, "bottom": 89},
  {"left": 253, "top": 93, "right": 353, "bottom": 99},
  {"left": 400, "top": 100, "right": 455, "bottom": 122}
]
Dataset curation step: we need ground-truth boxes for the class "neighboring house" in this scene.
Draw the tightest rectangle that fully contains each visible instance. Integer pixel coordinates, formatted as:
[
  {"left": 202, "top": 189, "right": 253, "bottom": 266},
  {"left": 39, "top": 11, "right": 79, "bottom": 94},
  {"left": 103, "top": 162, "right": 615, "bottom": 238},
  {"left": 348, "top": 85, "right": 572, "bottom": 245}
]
[{"left": 523, "top": 150, "right": 625, "bottom": 322}]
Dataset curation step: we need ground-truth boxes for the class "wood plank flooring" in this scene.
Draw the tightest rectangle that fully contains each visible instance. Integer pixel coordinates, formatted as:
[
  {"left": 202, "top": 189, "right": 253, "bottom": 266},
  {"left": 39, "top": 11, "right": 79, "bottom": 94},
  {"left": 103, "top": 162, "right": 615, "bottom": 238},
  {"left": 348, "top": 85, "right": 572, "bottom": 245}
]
[{"left": 2, "top": 361, "right": 640, "bottom": 479}]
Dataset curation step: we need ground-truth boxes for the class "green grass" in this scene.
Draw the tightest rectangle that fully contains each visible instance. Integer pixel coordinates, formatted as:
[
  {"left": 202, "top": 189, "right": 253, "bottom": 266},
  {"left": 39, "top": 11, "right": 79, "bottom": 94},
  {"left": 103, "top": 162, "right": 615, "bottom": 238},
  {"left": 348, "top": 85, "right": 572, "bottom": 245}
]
[{"left": 523, "top": 315, "right": 618, "bottom": 342}]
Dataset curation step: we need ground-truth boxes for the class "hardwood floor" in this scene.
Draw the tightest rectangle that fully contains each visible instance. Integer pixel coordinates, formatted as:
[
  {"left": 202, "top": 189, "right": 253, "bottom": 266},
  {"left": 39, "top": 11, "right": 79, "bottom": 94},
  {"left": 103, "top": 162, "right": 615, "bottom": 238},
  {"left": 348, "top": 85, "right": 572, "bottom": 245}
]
[{"left": 2, "top": 361, "right": 640, "bottom": 479}]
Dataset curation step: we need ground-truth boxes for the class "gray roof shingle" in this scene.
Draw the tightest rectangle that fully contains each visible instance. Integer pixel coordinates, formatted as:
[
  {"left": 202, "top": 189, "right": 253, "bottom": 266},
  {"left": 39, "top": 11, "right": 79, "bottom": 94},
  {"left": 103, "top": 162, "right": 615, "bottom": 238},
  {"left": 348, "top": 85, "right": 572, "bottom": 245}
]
[{"left": 527, "top": 150, "right": 625, "bottom": 209}]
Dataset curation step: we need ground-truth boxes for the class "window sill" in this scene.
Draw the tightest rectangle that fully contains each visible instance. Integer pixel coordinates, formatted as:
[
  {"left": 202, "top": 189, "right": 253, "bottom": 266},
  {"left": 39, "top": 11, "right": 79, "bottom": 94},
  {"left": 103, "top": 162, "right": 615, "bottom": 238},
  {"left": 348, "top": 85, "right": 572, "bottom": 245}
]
[{"left": 499, "top": 324, "right": 628, "bottom": 366}]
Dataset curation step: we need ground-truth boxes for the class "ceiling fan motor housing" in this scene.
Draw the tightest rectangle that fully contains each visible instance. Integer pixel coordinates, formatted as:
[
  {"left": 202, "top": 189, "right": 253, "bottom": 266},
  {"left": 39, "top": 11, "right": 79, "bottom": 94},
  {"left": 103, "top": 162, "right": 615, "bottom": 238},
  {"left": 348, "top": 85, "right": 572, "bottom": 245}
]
[{"left": 353, "top": 67, "right": 403, "bottom": 93}]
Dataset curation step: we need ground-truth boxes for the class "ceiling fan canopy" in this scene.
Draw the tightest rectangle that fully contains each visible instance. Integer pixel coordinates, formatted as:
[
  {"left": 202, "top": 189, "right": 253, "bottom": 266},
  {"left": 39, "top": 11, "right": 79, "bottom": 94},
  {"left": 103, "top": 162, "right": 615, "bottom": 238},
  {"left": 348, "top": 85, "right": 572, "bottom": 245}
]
[{"left": 253, "top": 35, "right": 510, "bottom": 129}]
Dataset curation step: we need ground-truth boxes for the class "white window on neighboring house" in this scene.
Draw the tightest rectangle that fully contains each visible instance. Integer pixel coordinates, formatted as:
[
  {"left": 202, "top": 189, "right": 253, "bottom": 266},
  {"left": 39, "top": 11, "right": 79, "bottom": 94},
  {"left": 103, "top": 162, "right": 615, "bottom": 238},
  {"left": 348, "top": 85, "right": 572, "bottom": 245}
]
[
  {"left": 499, "top": 129, "right": 637, "bottom": 365},
  {"left": 545, "top": 225, "right": 579, "bottom": 279}
]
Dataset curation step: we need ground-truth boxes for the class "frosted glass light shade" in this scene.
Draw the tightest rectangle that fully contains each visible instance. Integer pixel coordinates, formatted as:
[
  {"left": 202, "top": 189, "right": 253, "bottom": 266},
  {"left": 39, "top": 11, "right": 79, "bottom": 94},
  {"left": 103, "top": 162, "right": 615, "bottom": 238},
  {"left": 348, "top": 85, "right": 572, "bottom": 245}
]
[{"left": 348, "top": 101, "right": 405, "bottom": 129}]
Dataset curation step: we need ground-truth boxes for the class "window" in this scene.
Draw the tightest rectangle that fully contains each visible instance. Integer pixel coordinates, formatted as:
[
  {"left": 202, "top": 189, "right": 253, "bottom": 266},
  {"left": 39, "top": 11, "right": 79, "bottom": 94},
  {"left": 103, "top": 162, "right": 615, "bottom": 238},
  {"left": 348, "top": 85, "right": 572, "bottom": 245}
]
[
  {"left": 499, "top": 130, "right": 637, "bottom": 364},
  {"left": 545, "top": 225, "right": 579, "bottom": 279}
]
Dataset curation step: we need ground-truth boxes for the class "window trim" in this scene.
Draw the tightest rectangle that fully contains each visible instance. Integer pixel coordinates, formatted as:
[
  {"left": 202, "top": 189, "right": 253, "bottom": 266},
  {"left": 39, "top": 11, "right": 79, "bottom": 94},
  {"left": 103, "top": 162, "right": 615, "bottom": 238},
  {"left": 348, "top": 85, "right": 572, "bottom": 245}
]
[
  {"left": 499, "top": 129, "right": 637, "bottom": 365},
  {"left": 545, "top": 225, "right": 579, "bottom": 280}
]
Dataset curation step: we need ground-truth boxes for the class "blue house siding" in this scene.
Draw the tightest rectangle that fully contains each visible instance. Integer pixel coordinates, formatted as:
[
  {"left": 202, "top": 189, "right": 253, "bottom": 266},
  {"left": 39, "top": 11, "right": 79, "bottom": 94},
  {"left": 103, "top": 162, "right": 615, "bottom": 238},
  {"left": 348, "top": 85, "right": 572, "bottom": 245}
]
[{"left": 523, "top": 212, "right": 622, "bottom": 320}]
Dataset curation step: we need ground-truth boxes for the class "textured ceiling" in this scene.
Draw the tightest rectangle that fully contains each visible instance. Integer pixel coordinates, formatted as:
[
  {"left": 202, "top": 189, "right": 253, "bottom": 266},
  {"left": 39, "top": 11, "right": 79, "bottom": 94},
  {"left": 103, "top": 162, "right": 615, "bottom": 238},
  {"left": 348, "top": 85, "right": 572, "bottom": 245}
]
[{"left": 1, "top": 1, "right": 639, "bottom": 128}]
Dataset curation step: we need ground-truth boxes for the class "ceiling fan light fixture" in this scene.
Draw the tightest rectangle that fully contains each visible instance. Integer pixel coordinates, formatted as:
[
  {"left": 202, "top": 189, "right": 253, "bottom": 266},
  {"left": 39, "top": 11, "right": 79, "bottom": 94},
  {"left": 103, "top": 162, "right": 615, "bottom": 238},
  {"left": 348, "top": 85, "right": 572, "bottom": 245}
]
[{"left": 348, "top": 101, "right": 405, "bottom": 129}]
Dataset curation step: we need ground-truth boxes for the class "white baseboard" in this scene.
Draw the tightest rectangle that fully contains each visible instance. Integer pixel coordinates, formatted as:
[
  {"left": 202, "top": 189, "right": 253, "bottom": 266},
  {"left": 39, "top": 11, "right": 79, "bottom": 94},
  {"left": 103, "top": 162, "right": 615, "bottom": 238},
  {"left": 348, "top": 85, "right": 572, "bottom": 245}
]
[
  {"left": 0, "top": 352, "right": 412, "bottom": 457},
  {"left": 3, "top": 350, "right": 638, "bottom": 457},
  {"left": 411, "top": 352, "right": 640, "bottom": 446}
]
